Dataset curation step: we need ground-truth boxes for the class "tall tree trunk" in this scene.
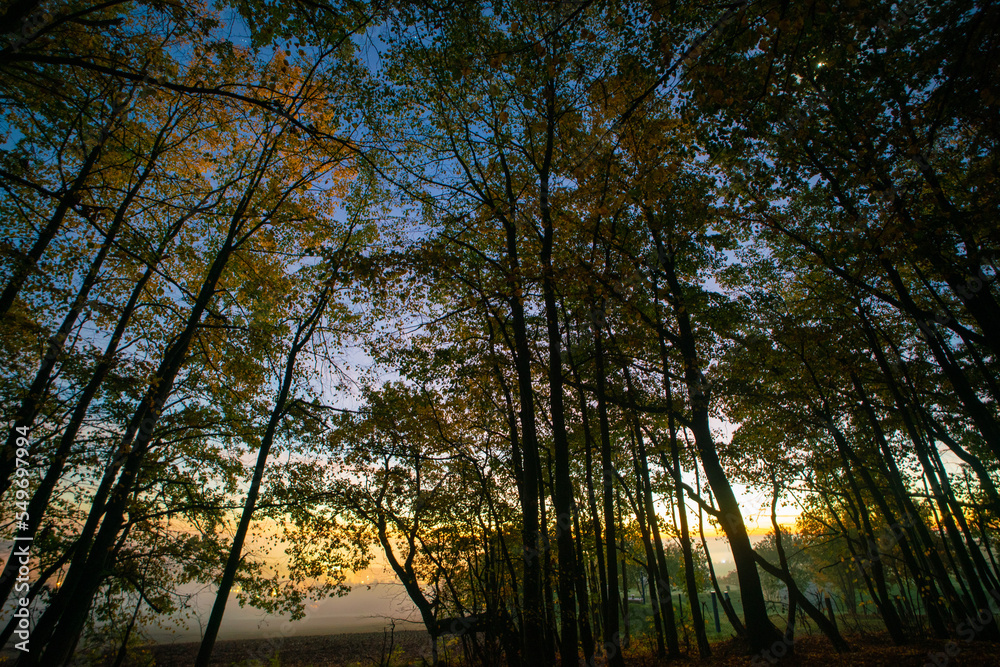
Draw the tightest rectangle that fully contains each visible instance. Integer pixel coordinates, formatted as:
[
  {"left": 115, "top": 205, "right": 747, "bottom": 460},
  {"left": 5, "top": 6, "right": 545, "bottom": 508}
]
[
  {"left": 827, "top": 418, "right": 953, "bottom": 638},
  {"left": 883, "top": 261, "right": 1000, "bottom": 459},
  {"left": 563, "top": 313, "right": 609, "bottom": 634},
  {"left": 0, "top": 240, "right": 158, "bottom": 607},
  {"left": 617, "top": 482, "right": 629, "bottom": 651},
  {"left": 621, "top": 363, "right": 680, "bottom": 657},
  {"left": 658, "top": 378, "right": 709, "bottom": 658},
  {"left": 767, "top": 475, "right": 847, "bottom": 656},
  {"left": 592, "top": 325, "right": 626, "bottom": 667},
  {"left": 500, "top": 213, "right": 545, "bottom": 663},
  {"left": 927, "top": 443, "right": 1000, "bottom": 592},
  {"left": 0, "top": 135, "right": 164, "bottom": 497},
  {"left": 825, "top": 421, "right": 911, "bottom": 644},
  {"left": 540, "top": 457, "right": 558, "bottom": 664},
  {"left": 655, "top": 242, "right": 780, "bottom": 653},
  {"left": 28, "top": 235, "right": 240, "bottom": 665},
  {"left": 627, "top": 430, "right": 665, "bottom": 658},
  {"left": 196, "top": 288, "right": 330, "bottom": 666},
  {"left": 768, "top": 476, "right": 796, "bottom": 654},
  {"left": 484, "top": 304, "right": 527, "bottom": 641},
  {"left": 859, "top": 312, "right": 1000, "bottom": 513},
  {"left": 26, "top": 145, "right": 276, "bottom": 663},
  {"left": 571, "top": 504, "right": 596, "bottom": 665},
  {"left": 539, "top": 228, "right": 578, "bottom": 663},
  {"left": 865, "top": 371, "right": 1000, "bottom": 609},
  {"left": 697, "top": 474, "right": 744, "bottom": 637},
  {"left": 0, "top": 187, "right": 200, "bottom": 603},
  {"left": 0, "top": 133, "right": 104, "bottom": 319}
]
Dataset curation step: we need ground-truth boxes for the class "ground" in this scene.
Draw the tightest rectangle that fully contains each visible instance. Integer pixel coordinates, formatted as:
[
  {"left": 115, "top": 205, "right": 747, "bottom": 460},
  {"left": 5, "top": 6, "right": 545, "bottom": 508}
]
[
  {"left": 135, "top": 631, "right": 1000, "bottom": 666},
  {"left": 146, "top": 630, "right": 435, "bottom": 666}
]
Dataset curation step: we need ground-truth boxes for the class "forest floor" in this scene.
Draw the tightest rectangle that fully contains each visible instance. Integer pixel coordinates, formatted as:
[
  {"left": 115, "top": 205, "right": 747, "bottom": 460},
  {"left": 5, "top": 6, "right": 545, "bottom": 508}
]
[
  {"left": 654, "top": 633, "right": 1000, "bottom": 666},
  {"left": 138, "top": 630, "right": 1000, "bottom": 666}
]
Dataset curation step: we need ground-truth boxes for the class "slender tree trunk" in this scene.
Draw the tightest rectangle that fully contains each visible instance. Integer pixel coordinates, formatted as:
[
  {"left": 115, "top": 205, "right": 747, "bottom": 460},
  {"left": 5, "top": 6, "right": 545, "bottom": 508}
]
[
  {"left": 672, "top": 444, "right": 709, "bottom": 657},
  {"left": 196, "top": 289, "right": 329, "bottom": 666},
  {"left": 697, "top": 467, "right": 744, "bottom": 636},
  {"left": 928, "top": 445, "right": 1000, "bottom": 591},
  {"left": 893, "top": 267, "right": 1000, "bottom": 459},
  {"left": 819, "top": 487, "right": 898, "bottom": 623},
  {"left": 769, "top": 477, "right": 795, "bottom": 654},
  {"left": 860, "top": 312, "right": 1000, "bottom": 513},
  {"left": 563, "top": 320, "right": 609, "bottom": 633},
  {"left": 0, "top": 255, "right": 149, "bottom": 607},
  {"left": 0, "top": 189, "right": 200, "bottom": 608},
  {"left": 28, "top": 237, "right": 239, "bottom": 665},
  {"left": 826, "top": 422, "right": 911, "bottom": 644},
  {"left": 0, "top": 135, "right": 104, "bottom": 320},
  {"left": 655, "top": 243, "right": 780, "bottom": 653},
  {"left": 0, "top": 140, "right": 163, "bottom": 498},
  {"left": 540, "top": 457, "right": 558, "bottom": 664},
  {"left": 539, "top": 229, "right": 578, "bottom": 664},
  {"left": 658, "top": 378, "right": 709, "bottom": 658},
  {"left": 859, "top": 316, "right": 1000, "bottom": 600},
  {"left": 752, "top": 553, "right": 849, "bottom": 652},
  {"left": 827, "top": 418, "right": 953, "bottom": 637},
  {"left": 571, "top": 504, "right": 596, "bottom": 665},
  {"left": 375, "top": 515, "right": 439, "bottom": 646},
  {"left": 592, "top": 326, "right": 626, "bottom": 667},
  {"left": 644, "top": 288, "right": 690, "bottom": 655},
  {"left": 484, "top": 306, "right": 528, "bottom": 641},
  {"left": 628, "top": 432, "right": 665, "bottom": 658},
  {"left": 501, "top": 215, "right": 545, "bottom": 663},
  {"left": 621, "top": 363, "right": 679, "bottom": 657},
  {"left": 26, "top": 148, "right": 273, "bottom": 663},
  {"left": 920, "top": 444, "right": 1000, "bottom": 638},
  {"left": 785, "top": 597, "right": 797, "bottom": 654},
  {"left": 617, "top": 482, "right": 629, "bottom": 651}
]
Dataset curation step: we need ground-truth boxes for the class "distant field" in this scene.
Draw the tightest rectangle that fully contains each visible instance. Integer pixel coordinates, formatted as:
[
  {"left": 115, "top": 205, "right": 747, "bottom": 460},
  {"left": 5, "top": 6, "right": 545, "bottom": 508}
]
[
  {"left": 147, "top": 630, "right": 435, "bottom": 666},
  {"left": 141, "top": 630, "right": 1000, "bottom": 667}
]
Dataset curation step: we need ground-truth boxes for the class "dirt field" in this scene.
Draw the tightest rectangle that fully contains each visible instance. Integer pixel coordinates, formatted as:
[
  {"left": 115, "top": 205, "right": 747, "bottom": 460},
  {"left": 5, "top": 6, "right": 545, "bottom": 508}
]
[
  {"left": 110, "top": 630, "right": 1000, "bottom": 666},
  {"left": 147, "top": 629, "right": 435, "bottom": 666}
]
